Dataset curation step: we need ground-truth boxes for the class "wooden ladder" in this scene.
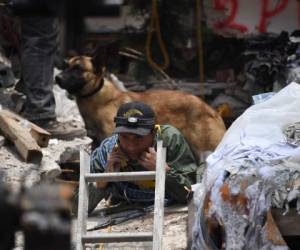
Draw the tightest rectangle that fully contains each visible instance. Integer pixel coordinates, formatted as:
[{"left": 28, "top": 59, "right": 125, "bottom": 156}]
[{"left": 76, "top": 140, "right": 167, "bottom": 250}]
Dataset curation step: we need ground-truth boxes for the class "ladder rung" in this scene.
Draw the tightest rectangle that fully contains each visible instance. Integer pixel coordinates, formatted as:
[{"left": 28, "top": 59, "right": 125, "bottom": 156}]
[
  {"left": 82, "top": 232, "right": 153, "bottom": 243},
  {"left": 85, "top": 171, "right": 156, "bottom": 182}
]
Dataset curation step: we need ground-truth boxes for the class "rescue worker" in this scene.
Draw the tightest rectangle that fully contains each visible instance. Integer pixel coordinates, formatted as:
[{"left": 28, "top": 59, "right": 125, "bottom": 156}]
[
  {"left": 84, "top": 101, "right": 198, "bottom": 214},
  {"left": 17, "top": 15, "right": 86, "bottom": 139}
]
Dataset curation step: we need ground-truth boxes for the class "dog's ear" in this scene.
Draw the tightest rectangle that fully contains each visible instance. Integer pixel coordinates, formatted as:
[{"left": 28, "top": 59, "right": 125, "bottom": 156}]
[
  {"left": 106, "top": 41, "right": 119, "bottom": 72},
  {"left": 91, "top": 41, "right": 119, "bottom": 73},
  {"left": 66, "top": 50, "right": 79, "bottom": 58},
  {"left": 61, "top": 59, "right": 69, "bottom": 70},
  {"left": 55, "top": 57, "right": 69, "bottom": 70},
  {"left": 91, "top": 44, "right": 107, "bottom": 74}
]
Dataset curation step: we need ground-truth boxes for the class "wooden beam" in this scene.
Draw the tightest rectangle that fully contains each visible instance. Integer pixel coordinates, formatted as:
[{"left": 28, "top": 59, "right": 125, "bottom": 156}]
[
  {"left": 0, "top": 110, "right": 50, "bottom": 147},
  {"left": 0, "top": 112, "right": 42, "bottom": 163},
  {"left": 266, "top": 210, "right": 287, "bottom": 246},
  {"left": 272, "top": 208, "right": 300, "bottom": 236},
  {"left": 29, "top": 124, "right": 51, "bottom": 148}
]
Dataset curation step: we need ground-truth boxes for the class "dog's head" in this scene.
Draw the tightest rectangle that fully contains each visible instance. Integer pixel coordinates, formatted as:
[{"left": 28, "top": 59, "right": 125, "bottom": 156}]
[
  {"left": 55, "top": 56, "right": 97, "bottom": 95},
  {"left": 55, "top": 42, "right": 119, "bottom": 96}
]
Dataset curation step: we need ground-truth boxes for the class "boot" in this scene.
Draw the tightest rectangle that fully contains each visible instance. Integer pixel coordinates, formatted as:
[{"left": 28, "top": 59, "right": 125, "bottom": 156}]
[{"left": 36, "top": 119, "right": 87, "bottom": 140}]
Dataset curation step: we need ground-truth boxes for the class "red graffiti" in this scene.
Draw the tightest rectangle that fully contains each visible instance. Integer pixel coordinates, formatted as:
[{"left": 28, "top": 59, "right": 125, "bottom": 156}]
[
  {"left": 213, "top": 0, "right": 294, "bottom": 33},
  {"left": 258, "top": 0, "right": 289, "bottom": 32},
  {"left": 213, "top": 0, "right": 248, "bottom": 33}
]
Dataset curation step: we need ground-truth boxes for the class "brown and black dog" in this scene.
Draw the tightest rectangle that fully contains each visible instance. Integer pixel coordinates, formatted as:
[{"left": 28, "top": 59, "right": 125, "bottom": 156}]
[{"left": 55, "top": 51, "right": 226, "bottom": 154}]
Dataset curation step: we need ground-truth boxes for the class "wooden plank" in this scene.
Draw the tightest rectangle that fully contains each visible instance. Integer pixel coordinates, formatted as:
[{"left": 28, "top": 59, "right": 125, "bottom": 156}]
[
  {"left": 76, "top": 149, "right": 90, "bottom": 250},
  {"left": 0, "top": 112, "right": 42, "bottom": 163},
  {"left": 272, "top": 208, "right": 300, "bottom": 236},
  {"left": 82, "top": 232, "right": 153, "bottom": 243},
  {"left": 265, "top": 210, "right": 287, "bottom": 246},
  {"left": 153, "top": 140, "right": 166, "bottom": 250},
  {"left": 30, "top": 126, "right": 51, "bottom": 148},
  {"left": 0, "top": 110, "right": 50, "bottom": 147},
  {"left": 85, "top": 171, "right": 156, "bottom": 182}
]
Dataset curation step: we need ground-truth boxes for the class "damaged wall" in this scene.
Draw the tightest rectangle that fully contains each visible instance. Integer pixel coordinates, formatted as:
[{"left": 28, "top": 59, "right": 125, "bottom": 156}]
[{"left": 204, "top": 0, "right": 300, "bottom": 36}]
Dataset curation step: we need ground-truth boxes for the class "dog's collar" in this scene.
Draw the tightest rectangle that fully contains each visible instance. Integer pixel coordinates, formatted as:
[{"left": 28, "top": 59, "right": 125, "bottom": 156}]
[{"left": 77, "top": 78, "right": 104, "bottom": 99}]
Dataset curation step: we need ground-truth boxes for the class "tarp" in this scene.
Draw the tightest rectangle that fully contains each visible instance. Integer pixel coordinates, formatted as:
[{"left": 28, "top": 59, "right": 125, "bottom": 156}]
[{"left": 206, "top": 82, "right": 300, "bottom": 187}]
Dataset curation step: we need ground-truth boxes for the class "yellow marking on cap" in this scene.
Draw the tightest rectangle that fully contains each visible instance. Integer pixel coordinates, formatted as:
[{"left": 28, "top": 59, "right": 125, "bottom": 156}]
[{"left": 123, "top": 109, "right": 143, "bottom": 118}]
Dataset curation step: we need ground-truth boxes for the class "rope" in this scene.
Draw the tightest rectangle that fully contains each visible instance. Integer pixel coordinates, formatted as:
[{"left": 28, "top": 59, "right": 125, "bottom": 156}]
[
  {"left": 98, "top": 225, "right": 112, "bottom": 250},
  {"left": 146, "top": 0, "right": 170, "bottom": 72}
]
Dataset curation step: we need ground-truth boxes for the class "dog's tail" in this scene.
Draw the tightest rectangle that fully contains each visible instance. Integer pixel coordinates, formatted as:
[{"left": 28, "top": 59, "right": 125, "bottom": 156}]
[{"left": 216, "top": 103, "right": 232, "bottom": 119}]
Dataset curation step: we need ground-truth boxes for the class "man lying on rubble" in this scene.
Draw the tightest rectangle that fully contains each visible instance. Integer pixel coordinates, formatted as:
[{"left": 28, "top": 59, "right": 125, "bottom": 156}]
[{"left": 78, "top": 101, "right": 198, "bottom": 214}]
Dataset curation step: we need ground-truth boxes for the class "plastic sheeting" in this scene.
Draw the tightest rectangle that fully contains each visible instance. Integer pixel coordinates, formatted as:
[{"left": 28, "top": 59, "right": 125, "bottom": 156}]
[{"left": 193, "top": 83, "right": 300, "bottom": 250}]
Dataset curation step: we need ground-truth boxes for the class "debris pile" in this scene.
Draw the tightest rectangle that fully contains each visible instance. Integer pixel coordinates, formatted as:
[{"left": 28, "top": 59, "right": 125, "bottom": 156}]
[
  {"left": 192, "top": 82, "right": 300, "bottom": 249},
  {"left": 0, "top": 81, "right": 91, "bottom": 189}
]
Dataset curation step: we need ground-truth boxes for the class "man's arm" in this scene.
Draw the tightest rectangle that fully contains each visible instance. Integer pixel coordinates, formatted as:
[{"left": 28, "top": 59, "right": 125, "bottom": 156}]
[
  {"left": 162, "top": 126, "right": 198, "bottom": 203},
  {"left": 90, "top": 135, "right": 120, "bottom": 188}
]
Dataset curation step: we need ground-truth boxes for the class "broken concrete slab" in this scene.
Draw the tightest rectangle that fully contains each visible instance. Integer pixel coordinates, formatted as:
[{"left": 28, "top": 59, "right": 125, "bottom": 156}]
[{"left": 0, "top": 136, "right": 92, "bottom": 191}]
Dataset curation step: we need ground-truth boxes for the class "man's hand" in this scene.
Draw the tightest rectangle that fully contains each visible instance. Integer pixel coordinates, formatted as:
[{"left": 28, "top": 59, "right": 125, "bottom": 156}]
[
  {"left": 96, "top": 146, "right": 127, "bottom": 188},
  {"left": 138, "top": 147, "right": 156, "bottom": 171},
  {"left": 106, "top": 146, "right": 127, "bottom": 173},
  {"left": 139, "top": 147, "right": 171, "bottom": 171}
]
